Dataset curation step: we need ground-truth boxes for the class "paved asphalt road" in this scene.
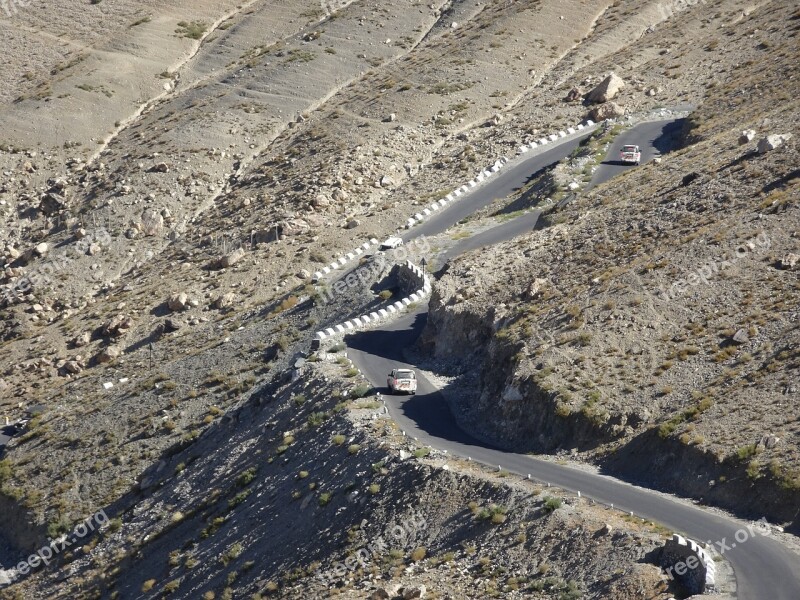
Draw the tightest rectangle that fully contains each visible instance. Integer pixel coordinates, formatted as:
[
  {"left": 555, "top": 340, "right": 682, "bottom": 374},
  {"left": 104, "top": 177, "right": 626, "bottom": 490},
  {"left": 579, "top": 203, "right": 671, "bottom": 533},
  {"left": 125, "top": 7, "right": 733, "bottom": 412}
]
[
  {"left": 404, "top": 127, "right": 595, "bottom": 240},
  {"left": 589, "top": 117, "right": 686, "bottom": 188},
  {"left": 341, "top": 119, "right": 800, "bottom": 598}
]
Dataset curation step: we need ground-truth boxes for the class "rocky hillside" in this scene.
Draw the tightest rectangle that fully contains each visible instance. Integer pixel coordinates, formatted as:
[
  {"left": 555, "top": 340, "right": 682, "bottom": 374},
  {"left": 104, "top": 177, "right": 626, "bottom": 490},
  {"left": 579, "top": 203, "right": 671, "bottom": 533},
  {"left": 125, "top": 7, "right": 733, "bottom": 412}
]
[
  {"left": 419, "top": 0, "right": 799, "bottom": 529},
  {"left": 1, "top": 356, "right": 680, "bottom": 600},
  {"left": 0, "top": 0, "right": 796, "bottom": 597}
]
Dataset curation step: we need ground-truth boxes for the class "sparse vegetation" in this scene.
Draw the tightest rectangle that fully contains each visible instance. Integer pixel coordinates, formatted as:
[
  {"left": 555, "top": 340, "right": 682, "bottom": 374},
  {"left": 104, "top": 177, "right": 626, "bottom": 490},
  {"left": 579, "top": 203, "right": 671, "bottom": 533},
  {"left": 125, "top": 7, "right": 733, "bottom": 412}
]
[
  {"left": 1, "top": 4, "right": 798, "bottom": 598},
  {"left": 543, "top": 497, "right": 562, "bottom": 513},
  {"left": 176, "top": 21, "right": 208, "bottom": 40}
]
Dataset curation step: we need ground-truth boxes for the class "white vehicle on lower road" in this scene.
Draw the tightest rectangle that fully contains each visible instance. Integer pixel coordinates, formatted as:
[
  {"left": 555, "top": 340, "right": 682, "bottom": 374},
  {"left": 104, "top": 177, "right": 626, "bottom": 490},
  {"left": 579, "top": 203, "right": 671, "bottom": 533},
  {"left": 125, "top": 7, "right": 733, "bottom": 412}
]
[
  {"left": 379, "top": 237, "right": 404, "bottom": 250},
  {"left": 619, "top": 144, "right": 641, "bottom": 165},
  {"left": 387, "top": 368, "right": 417, "bottom": 394}
]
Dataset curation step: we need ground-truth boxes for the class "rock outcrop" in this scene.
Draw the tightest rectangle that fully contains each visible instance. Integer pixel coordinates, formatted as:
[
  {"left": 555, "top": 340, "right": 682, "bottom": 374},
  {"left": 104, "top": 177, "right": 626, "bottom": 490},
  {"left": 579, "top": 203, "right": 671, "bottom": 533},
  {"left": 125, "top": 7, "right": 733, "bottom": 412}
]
[
  {"left": 586, "top": 72, "right": 625, "bottom": 103},
  {"left": 588, "top": 102, "right": 624, "bottom": 122}
]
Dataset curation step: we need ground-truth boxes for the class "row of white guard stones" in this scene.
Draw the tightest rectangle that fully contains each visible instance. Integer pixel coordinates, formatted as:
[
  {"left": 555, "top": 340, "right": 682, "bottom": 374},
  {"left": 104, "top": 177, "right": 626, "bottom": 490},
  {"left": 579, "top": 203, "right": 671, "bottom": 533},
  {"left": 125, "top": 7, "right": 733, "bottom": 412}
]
[{"left": 313, "top": 120, "right": 597, "bottom": 339}]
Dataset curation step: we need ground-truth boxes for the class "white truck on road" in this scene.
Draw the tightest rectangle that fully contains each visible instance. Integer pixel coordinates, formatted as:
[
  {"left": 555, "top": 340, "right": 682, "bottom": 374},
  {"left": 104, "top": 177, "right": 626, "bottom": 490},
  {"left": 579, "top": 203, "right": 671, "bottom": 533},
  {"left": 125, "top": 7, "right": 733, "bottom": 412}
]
[
  {"left": 387, "top": 368, "right": 417, "bottom": 395},
  {"left": 619, "top": 144, "right": 641, "bottom": 165},
  {"left": 379, "top": 237, "right": 404, "bottom": 250}
]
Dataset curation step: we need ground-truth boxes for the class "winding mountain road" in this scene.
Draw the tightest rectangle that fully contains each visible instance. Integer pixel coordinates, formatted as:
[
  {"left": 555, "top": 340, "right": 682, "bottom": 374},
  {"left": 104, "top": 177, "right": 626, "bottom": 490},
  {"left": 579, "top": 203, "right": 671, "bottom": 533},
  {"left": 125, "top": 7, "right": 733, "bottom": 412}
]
[
  {"left": 341, "top": 118, "right": 800, "bottom": 599},
  {"left": 589, "top": 117, "right": 687, "bottom": 188}
]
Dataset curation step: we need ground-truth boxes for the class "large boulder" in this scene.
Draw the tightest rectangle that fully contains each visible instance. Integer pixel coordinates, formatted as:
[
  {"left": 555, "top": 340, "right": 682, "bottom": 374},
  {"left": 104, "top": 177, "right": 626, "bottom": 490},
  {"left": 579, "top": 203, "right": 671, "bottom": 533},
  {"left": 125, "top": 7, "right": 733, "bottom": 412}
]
[
  {"left": 564, "top": 86, "right": 582, "bottom": 102},
  {"left": 778, "top": 253, "right": 799, "bottom": 270},
  {"left": 95, "top": 346, "right": 121, "bottom": 364},
  {"left": 63, "top": 360, "right": 84, "bottom": 374},
  {"left": 102, "top": 314, "right": 134, "bottom": 337},
  {"left": 72, "top": 332, "right": 91, "bottom": 347},
  {"left": 217, "top": 248, "right": 245, "bottom": 269},
  {"left": 738, "top": 129, "right": 756, "bottom": 145},
  {"left": 167, "top": 292, "right": 189, "bottom": 312},
  {"left": 252, "top": 229, "right": 280, "bottom": 246},
  {"left": 140, "top": 208, "right": 164, "bottom": 237},
  {"left": 164, "top": 318, "right": 184, "bottom": 332},
  {"left": 401, "top": 586, "right": 426, "bottom": 599},
  {"left": 214, "top": 292, "right": 237, "bottom": 309},
  {"left": 588, "top": 102, "right": 624, "bottom": 122},
  {"left": 586, "top": 72, "right": 625, "bottom": 103},
  {"left": 39, "top": 192, "right": 68, "bottom": 215},
  {"left": 312, "top": 194, "right": 331, "bottom": 208},
  {"left": 281, "top": 219, "right": 310, "bottom": 237},
  {"left": 757, "top": 133, "right": 792, "bottom": 153}
]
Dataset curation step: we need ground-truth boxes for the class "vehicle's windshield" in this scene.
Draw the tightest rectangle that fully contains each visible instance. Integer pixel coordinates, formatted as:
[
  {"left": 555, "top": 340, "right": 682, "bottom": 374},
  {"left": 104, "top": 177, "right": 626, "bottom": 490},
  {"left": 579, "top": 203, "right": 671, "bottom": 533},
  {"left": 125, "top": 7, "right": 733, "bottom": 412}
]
[
  {"left": 622, "top": 145, "right": 638, "bottom": 152},
  {"left": 396, "top": 370, "right": 415, "bottom": 379}
]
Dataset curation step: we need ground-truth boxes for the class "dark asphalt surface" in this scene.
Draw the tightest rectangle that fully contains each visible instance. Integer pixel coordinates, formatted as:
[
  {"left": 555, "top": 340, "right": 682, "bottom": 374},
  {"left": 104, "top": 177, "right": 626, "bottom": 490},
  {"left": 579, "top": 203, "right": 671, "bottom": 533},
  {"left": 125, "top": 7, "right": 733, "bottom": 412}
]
[
  {"left": 405, "top": 129, "right": 594, "bottom": 240},
  {"left": 589, "top": 117, "right": 686, "bottom": 188},
  {"left": 346, "top": 313, "right": 800, "bottom": 600},
  {"left": 342, "top": 119, "right": 800, "bottom": 598}
]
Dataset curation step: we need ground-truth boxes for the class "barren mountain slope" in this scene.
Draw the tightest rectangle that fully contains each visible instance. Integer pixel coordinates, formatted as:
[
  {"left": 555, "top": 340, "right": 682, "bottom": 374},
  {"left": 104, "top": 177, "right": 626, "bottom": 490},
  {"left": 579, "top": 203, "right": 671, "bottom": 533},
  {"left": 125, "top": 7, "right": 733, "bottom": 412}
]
[
  {"left": 0, "top": 0, "right": 796, "bottom": 598},
  {"left": 420, "top": 0, "right": 799, "bottom": 528},
  {"left": 4, "top": 361, "right": 678, "bottom": 599}
]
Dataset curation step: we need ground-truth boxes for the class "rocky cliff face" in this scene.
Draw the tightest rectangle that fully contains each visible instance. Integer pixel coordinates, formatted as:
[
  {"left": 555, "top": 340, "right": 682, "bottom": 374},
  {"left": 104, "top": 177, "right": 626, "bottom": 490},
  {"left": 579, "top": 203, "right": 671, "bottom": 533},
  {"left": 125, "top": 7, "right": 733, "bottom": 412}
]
[
  {"left": 419, "top": 262, "right": 629, "bottom": 453},
  {"left": 415, "top": 7, "right": 800, "bottom": 527},
  {"left": 4, "top": 360, "right": 676, "bottom": 600}
]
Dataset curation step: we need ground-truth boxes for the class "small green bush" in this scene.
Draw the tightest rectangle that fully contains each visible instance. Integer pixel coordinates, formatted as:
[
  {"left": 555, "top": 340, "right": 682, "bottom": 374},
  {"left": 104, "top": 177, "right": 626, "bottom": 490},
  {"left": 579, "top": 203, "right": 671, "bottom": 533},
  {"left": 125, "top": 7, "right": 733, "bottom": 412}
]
[
  {"left": 737, "top": 444, "right": 758, "bottom": 460},
  {"left": 176, "top": 21, "right": 208, "bottom": 40},
  {"left": 543, "top": 497, "right": 561, "bottom": 513},
  {"left": 307, "top": 412, "right": 326, "bottom": 427},
  {"left": 237, "top": 467, "right": 257, "bottom": 487},
  {"left": 351, "top": 384, "right": 371, "bottom": 398},
  {"left": 475, "top": 504, "right": 507, "bottom": 524}
]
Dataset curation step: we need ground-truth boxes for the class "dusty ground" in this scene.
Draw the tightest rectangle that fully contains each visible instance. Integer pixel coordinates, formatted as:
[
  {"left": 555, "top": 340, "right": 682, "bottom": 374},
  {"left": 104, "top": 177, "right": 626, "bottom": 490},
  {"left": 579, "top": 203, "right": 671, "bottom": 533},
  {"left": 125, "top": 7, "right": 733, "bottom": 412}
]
[
  {"left": 418, "top": 0, "right": 800, "bottom": 528},
  {"left": 0, "top": 0, "right": 796, "bottom": 597}
]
